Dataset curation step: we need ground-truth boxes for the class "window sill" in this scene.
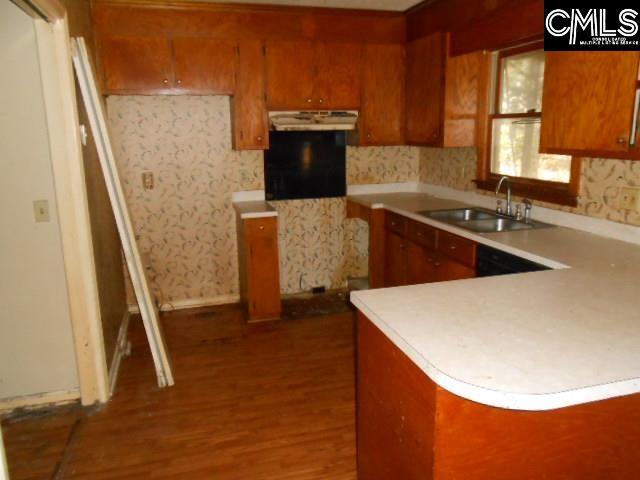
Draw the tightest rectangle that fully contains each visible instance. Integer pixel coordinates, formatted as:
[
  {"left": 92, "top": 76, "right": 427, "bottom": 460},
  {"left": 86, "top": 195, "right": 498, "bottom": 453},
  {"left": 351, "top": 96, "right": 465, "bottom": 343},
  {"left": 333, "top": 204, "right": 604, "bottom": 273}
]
[{"left": 474, "top": 177, "right": 578, "bottom": 208}]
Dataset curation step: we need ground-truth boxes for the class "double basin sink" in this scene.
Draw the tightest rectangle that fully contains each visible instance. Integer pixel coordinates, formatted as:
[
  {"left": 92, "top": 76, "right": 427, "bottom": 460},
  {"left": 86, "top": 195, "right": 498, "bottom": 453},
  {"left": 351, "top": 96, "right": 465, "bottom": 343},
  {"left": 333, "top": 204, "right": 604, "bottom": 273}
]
[{"left": 418, "top": 208, "right": 553, "bottom": 233}]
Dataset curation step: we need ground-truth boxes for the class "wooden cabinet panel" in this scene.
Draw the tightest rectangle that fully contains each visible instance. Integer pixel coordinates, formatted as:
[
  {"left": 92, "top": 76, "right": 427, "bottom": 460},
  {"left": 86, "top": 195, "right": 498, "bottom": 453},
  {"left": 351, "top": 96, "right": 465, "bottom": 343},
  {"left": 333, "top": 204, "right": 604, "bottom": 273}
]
[
  {"left": 443, "top": 49, "right": 485, "bottom": 147},
  {"left": 361, "top": 44, "right": 405, "bottom": 146},
  {"left": 173, "top": 38, "right": 236, "bottom": 94},
  {"left": 407, "top": 219, "right": 437, "bottom": 250},
  {"left": 385, "top": 211, "right": 408, "bottom": 236},
  {"left": 436, "top": 257, "right": 475, "bottom": 282},
  {"left": 315, "top": 42, "right": 362, "bottom": 109},
  {"left": 540, "top": 52, "right": 640, "bottom": 155},
  {"left": 384, "top": 230, "right": 408, "bottom": 287},
  {"left": 405, "top": 33, "right": 445, "bottom": 145},
  {"left": 407, "top": 242, "right": 437, "bottom": 285},
  {"left": 99, "top": 35, "right": 174, "bottom": 94},
  {"left": 265, "top": 40, "right": 316, "bottom": 109},
  {"left": 232, "top": 40, "right": 269, "bottom": 150},
  {"left": 438, "top": 230, "right": 476, "bottom": 268},
  {"left": 239, "top": 217, "right": 281, "bottom": 322}
]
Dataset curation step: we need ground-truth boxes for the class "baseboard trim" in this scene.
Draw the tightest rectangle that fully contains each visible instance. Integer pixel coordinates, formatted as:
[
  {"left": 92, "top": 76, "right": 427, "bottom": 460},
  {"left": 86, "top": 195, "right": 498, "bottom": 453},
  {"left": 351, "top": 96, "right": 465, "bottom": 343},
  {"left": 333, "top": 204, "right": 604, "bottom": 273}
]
[
  {"left": 128, "top": 294, "right": 241, "bottom": 314},
  {"left": 0, "top": 389, "right": 80, "bottom": 414},
  {"left": 108, "top": 310, "right": 131, "bottom": 397}
]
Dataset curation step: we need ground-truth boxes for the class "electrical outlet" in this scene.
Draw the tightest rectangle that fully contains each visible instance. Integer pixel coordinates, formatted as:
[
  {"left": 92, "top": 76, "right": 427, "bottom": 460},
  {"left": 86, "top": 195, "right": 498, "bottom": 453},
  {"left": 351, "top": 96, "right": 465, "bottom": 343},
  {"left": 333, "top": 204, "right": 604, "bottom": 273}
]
[
  {"left": 33, "top": 200, "right": 50, "bottom": 223},
  {"left": 142, "top": 171, "right": 154, "bottom": 190},
  {"left": 619, "top": 187, "right": 640, "bottom": 210}
]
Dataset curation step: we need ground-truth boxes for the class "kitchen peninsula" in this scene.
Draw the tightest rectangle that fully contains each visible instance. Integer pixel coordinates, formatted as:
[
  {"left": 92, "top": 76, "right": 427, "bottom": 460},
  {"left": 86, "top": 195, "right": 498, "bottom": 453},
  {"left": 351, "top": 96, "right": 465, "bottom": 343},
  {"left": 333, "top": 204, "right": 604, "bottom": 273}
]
[{"left": 349, "top": 192, "right": 640, "bottom": 479}]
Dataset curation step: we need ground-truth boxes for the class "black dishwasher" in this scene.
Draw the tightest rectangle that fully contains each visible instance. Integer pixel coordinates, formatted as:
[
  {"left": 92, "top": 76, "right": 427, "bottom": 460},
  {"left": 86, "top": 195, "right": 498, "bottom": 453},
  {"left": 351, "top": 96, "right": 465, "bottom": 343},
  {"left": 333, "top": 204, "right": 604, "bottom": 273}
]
[{"left": 476, "top": 244, "right": 550, "bottom": 277}]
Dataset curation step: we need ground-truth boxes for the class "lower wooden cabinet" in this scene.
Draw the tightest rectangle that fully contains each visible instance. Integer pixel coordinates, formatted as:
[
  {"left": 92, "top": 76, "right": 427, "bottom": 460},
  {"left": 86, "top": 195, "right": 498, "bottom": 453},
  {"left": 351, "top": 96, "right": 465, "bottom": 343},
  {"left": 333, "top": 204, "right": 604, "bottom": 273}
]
[
  {"left": 236, "top": 215, "right": 281, "bottom": 322},
  {"left": 382, "top": 211, "right": 476, "bottom": 287}
]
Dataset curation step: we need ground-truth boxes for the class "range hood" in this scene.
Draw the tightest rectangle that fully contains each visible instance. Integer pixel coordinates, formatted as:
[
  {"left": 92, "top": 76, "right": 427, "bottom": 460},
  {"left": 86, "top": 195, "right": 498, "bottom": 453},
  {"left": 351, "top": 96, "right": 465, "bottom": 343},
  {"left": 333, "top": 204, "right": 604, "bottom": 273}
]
[{"left": 269, "top": 110, "right": 358, "bottom": 131}]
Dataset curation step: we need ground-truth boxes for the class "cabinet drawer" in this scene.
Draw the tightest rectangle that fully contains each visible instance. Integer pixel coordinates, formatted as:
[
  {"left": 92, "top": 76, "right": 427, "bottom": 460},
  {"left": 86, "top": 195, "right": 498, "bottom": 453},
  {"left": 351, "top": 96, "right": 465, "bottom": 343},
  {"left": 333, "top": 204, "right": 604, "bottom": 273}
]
[
  {"left": 438, "top": 230, "right": 476, "bottom": 268},
  {"left": 407, "top": 220, "right": 437, "bottom": 249},
  {"left": 385, "top": 211, "right": 407, "bottom": 236}
]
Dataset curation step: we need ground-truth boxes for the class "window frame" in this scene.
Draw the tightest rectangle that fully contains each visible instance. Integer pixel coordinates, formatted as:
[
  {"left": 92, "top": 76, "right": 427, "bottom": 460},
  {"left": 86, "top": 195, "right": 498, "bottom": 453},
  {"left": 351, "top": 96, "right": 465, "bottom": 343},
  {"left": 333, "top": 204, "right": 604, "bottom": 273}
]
[{"left": 475, "top": 41, "right": 581, "bottom": 207}]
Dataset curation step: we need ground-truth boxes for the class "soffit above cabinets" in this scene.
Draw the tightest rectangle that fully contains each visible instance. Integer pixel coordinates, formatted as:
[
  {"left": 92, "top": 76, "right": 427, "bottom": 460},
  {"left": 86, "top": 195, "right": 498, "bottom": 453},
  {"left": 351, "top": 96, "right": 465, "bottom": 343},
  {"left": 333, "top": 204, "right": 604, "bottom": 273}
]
[{"left": 187, "top": 0, "right": 422, "bottom": 12}]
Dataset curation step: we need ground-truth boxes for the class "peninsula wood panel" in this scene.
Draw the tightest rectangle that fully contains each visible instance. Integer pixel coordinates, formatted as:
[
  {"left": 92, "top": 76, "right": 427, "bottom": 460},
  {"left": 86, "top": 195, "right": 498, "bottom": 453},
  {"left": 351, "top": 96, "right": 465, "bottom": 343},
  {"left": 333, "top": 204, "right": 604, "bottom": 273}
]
[
  {"left": 360, "top": 44, "right": 405, "bottom": 146},
  {"left": 357, "top": 312, "right": 436, "bottom": 480},
  {"left": 172, "top": 37, "right": 236, "bottom": 94},
  {"left": 315, "top": 42, "right": 362, "bottom": 110},
  {"left": 232, "top": 40, "right": 269, "bottom": 150},
  {"left": 265, "top": 40, "right": 316, "bottom": 109},
  {"left": 384, "top": 230, "right": 407, "bottom": 287},
  {"left": 540, "top": 52, "right": 640, "bottom": 157},
  {"left": 98, "top": 35, "right": 173, "bottom": 94}
]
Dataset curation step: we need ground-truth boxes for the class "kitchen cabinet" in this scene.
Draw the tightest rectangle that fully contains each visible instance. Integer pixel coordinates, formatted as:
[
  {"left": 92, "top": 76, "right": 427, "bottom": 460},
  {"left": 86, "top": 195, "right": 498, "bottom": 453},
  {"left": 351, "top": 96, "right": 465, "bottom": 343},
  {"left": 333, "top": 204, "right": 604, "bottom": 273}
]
[
  {"left": 540, "top": 51, "right": 640, "bottom": 158},
  {"left": 236, "top": 214, "right": 281, "bottom": 322},
  {"left": 232, "top": 40, "right": 269, "bottom": 150},
  {"left": 405, "top": 33, "right": 445, "bottom": 145},
  {"left": 382, "top": 211, "right": 476, "bottom": 288},
  {"left": 98, "top": 35, "right": 237, "bottom": 95},
  {"left": 405, "top": 32, "right": 485, "bottom": 147},
  {"left": 172, "top": 38, "right": 236, "bottom": 94},
  {"left": 360, "top": 43, "right": 405, "bottom": 146},
  {"left": 99, "top": 35, "right": 174, "bottom": 94},
  {"left": 265, "top": 40, "right": 362, "bottom": 110}
]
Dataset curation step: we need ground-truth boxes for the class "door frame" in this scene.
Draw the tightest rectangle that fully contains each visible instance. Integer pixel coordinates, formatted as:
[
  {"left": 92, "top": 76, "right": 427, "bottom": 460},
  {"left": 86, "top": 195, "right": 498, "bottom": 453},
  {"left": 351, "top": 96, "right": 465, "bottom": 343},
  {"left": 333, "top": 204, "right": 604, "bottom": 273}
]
[{"left": 17, "top": 0, "right": 110, "bottom": 405}]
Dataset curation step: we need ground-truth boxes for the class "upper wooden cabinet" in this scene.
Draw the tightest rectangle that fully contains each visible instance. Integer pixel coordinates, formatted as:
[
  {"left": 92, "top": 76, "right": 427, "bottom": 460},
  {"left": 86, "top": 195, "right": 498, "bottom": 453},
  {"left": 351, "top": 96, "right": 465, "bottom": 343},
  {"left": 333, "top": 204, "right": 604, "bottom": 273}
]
[
  {"left": 360, "top": 43, "right": 405, "bottom": 146},
  {"left": 98, "top": 35, "right": 237, "bottom": 95},
  {"left": 232, "top": 40, "right": 269, "bottom": 150},
  {"left": 172, "top": 38, "right": 236, "bottom": 94},
  {"left": 405, "top": 32, "right": 486, "bottom": 148},
  {"left": 99, "top": 36, "right": 174, "bottom": 94},
  {"left": 540, "top": 52, "right": 640, "bottom": 157},
  {"left": 265, "top": 40, "right": 362, "bottom": 110},
  {"left": 405, "top": 33, "right": 445, "bottom": 146}
]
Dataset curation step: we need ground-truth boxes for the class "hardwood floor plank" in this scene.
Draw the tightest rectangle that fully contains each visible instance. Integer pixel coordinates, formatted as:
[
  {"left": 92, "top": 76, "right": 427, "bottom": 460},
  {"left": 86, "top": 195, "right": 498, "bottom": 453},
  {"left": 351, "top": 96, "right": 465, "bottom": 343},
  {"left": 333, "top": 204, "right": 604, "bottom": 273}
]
[{"left": 3, "top": 305, "right": 356, "bottom": 479}]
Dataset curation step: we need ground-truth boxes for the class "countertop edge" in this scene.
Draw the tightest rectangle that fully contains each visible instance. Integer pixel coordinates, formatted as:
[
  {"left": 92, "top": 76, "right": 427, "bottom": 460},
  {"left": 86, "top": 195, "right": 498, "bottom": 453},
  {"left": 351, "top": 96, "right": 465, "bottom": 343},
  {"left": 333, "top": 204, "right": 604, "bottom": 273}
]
[{"left": 351, "top": 292, "right": 640, "bottom": 411}]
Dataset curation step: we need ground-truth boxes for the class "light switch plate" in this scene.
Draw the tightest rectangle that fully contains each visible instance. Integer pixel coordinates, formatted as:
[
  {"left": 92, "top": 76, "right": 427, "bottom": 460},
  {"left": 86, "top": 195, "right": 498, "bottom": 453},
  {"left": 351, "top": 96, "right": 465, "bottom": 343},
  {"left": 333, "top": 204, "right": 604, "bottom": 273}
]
[{"left": 33, "top": 200, "right": 50, "bottom": 222}]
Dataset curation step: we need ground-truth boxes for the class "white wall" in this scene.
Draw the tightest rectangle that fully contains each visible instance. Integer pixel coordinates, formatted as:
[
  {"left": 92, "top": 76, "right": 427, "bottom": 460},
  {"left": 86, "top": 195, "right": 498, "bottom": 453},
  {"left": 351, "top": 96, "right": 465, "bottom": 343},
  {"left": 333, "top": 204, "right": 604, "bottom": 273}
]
[{"left": 0, "top": 1, "right": 79, "bottom": 400}]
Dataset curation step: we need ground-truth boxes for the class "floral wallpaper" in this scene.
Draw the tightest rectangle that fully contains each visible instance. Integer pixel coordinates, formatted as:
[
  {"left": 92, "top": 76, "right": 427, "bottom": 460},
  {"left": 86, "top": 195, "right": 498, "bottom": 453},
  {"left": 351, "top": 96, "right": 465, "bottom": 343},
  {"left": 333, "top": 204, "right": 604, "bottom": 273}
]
[
  {"left": 107, "top": 96, "right": 415, "bottom": 303},
  {"left": 419, "top": 148, "right": 640, "bottom": 227}
]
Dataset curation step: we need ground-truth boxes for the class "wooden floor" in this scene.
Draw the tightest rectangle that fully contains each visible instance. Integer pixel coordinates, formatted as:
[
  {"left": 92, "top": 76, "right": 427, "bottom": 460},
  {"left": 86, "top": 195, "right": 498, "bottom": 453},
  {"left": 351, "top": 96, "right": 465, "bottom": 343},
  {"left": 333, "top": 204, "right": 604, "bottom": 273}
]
[{"left": 2, "top": 302, "right": 357, "bottom": 479}]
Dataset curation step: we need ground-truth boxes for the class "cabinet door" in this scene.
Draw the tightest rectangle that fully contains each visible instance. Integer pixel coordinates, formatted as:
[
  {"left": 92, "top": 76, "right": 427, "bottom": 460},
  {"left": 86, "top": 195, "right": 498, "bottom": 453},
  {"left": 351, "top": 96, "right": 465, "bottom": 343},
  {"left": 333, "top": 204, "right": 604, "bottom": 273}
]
[
  {"left": 407, "top": 242, "right": 437, "bottom": 285},
  {"left": 361, "top": 44, "right": 405, "bottom": 146},
  {"left": 265, "top": 40, "right": 316, "bottom": 109},
  {"left": 384, "top": 230, "right": 408, "bottom": 287},
  {"left": 173, "top": 38, "right": 236, "bottom": 94},
  {"left": 436, "top": 257, "right": 475, "bottom": 282},
  {"left": 315, "top": 42, "right": 362, "bottom": 110},
  {"left": 443, "top": 49, "right": 486, "bottom": 147},
  {"left": 540, "top": 52, "right": 640, "bottom": 155},
  {"left": 232, "top": 40, "right": 269, "bottom": 150},
  {"left": 245, "top": 218, "right": 281, "bottom": 321},
  {"left": 99, "top": 35, "right": 174, "bottom": 94},
  {"left": 405, "top": 33, "right": 445, "bottom": 145}
]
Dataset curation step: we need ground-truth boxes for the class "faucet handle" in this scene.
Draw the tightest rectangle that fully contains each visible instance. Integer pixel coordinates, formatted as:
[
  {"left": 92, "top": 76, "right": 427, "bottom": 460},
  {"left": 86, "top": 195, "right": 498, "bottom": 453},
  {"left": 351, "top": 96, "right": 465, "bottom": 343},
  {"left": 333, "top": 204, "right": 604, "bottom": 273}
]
[
  {"left": 515, "top": 204, "right": 523, "bottom": 221},
  {"left": 522, "top": 198, "right": 533, "bottom": 222},
  {"left": 496, "top": 199, "right": 503, "bottom": 214}
]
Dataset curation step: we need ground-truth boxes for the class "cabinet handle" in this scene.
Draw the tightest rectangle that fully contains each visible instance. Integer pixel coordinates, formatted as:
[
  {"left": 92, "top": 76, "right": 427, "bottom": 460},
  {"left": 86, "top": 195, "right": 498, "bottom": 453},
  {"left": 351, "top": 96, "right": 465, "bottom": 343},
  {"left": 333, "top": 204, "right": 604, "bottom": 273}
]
[
  {"left": 617, "top": 137, "right": 628, "bottom": 144},
  {"left": 450, "top": 245, "right": 457, "bottom": 250},
  {"left": 162, "top": 78, "right": 169, "bottom": 84}
]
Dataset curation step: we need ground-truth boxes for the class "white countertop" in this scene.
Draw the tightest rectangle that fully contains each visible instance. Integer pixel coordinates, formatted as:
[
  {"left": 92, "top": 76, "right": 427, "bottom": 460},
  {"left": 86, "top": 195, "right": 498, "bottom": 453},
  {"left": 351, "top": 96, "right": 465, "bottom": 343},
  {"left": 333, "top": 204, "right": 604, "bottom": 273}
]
[
  {"left": 349, "top": 192, "right": 640, "bottom": 411},
  {"left": 233, "top": 200, "right": 278, "bottom": 219}
]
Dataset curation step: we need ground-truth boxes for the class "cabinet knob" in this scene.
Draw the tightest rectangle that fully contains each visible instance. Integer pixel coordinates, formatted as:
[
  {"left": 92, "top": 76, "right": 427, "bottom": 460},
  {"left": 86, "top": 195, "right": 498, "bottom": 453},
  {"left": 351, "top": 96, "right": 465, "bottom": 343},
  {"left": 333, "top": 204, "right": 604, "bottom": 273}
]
[
  {"left": 306, "top": 98, "right": 313, "bottom": 104},
  {"left": 162, "top": 78, "right": 169, "bottom": 84},
  {"left": 259, "top": 225, "right": 265, "bottom": 230},
  {"left": 391, "top": 221, "right": 396, "bottom": 226},
  {"left": 400, "top": 243, "right": 405, "bottom": 250},
  {"left": 417, "top": 232, "right": 423, "bottom": 237},
  {"left": 177, "top": 79, "right": 182, "bottom": 85},
  {"left": 450, "top": 245, "right": 457, "bottom": 250},
  {"left": 256, "top": 136, "right": 263, "bottom": 142},
  {"left": 318, "top": 98, "right": 324, "bottom": 104},
  {"left": 366, "top": 133, "right": 372, "bottom": 139},
  {"left": 617, "top": 137, "right": 628, "bottom": 144},
  {"left": 434, "top": 262, "right": 441, "bottom": 267}
]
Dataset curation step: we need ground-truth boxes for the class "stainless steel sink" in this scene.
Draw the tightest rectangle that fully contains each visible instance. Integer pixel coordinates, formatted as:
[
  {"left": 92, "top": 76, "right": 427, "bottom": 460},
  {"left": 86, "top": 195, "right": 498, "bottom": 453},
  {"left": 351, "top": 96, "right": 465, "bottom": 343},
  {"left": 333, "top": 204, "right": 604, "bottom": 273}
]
[{"left": 418, "top": 208, "right": 553, "bottom": 233}]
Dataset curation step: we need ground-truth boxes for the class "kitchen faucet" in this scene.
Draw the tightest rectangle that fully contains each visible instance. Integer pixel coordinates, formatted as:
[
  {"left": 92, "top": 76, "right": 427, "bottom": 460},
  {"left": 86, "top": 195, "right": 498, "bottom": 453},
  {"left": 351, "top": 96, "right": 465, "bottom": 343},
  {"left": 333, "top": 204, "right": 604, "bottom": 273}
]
[{"left": 495, "top": 176, "right": 513, "bottom": 217}]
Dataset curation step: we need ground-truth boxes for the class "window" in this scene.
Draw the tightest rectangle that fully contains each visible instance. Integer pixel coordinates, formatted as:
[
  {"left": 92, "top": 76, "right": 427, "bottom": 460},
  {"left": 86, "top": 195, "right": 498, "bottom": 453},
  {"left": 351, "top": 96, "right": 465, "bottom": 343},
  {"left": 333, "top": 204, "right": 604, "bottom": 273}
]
[{"left": 476, "top": 42, "right": 581, "bottom": 207}]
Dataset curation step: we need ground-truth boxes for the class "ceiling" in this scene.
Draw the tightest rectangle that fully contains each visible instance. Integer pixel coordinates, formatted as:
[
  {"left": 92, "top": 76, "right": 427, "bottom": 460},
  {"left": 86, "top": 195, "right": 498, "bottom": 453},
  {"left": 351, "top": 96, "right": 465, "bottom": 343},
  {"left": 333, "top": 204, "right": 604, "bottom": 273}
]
[{"left": 189, "top": 0, "right": 424, "bottom": 12}]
